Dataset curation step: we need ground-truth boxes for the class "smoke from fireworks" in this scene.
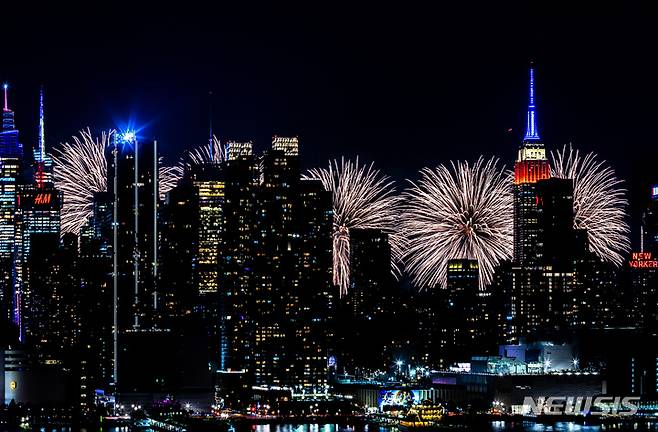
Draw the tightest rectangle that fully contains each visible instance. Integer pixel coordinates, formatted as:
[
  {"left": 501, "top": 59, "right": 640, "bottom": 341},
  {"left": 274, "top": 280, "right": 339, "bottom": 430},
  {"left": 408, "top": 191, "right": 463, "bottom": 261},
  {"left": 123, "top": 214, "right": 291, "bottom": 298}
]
[
  {"left": 53, "top": 128, "right": 183, "bottom": 235},
  {"left": 402, "top": 157, "right": 513, "bottom": 289},
  {"left": 551, "top": 145, "right": 630, "bottom": 266},
  {"left": 304, "top": 158, "right": 403, "bottom": 295}
]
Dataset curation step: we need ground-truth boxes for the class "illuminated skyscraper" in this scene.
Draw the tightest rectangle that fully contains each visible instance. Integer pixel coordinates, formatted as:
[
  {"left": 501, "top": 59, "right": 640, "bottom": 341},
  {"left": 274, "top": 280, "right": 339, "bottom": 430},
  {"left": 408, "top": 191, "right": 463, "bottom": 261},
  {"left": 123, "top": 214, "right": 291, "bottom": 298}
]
[
  {"left": 215, "top": 136, "right": 333, "bottom": 397},
  {"left": 195, "top": 177, "right": 224, "bottom": 296},
  {"left": 15, "top": 88, "right": 64, "bottom": 354},
  {"left": 0, "top": 84, "right": 22, "bottom": 159},
  {"left": 251, "top": 139, "right": 333, "bottom": 388},
  {"left": 226, "top": 140, "right": 253, "bottom": 161},
  {"left": 271, "top": 136, "right": 299, "bottom": 156},
  {"left": 219, "top": 142, "right": 258, "bottom": 376},
  {"left": 0, "top": 84, "right": 23, "bottom": 331},
  {"left": 160, "top": 162, "right": 226, "bottom": 367},
  {"left": 513, "top": 67, "right": 551, "bottom": 266}
]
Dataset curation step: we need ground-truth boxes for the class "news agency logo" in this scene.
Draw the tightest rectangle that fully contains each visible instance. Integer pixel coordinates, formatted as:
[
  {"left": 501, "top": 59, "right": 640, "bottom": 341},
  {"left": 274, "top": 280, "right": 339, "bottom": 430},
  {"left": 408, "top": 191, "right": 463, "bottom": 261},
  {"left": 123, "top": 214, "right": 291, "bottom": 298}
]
[{"left": 522, "top": 396, "right": 640, "bottom": 416}]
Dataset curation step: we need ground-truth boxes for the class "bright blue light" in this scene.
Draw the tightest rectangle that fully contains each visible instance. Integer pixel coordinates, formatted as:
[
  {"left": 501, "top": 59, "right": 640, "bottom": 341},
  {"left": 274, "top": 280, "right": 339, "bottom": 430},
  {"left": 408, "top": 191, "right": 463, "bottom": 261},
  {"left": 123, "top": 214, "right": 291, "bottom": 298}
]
[
  {"left": 121, "top": 131, "right": 136, "bottom": 143},
  {"left": 2, "top": 83, "right": 7, "bottom": 90},
  {"left": 523, "top": 67, "right": 541, "bottom": 141}
]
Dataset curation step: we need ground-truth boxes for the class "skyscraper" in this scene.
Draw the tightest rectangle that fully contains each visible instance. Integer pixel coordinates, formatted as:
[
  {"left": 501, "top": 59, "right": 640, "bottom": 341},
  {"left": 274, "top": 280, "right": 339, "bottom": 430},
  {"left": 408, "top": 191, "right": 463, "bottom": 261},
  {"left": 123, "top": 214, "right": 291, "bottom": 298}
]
[
  {"left": 216, "top": 137, "right": 334, "bottom": 396},
  {"left": 346, "top": 228, "right": 392, "bottom": 320},
  {"left": 219, "top": 140, "right": 257, "bottom": 377},
  {"left": 536, "top": 178, "right": 576, "bottom": 269},
  {"left": 0, "top": 84, "right": 23, "bottom": 334},
  {"left": 642, "top": 185, "right": 658, "bottom": 255},
  {"left": 513, "top": 67, "right": 551, "bottom": 266},
  {"left": 337, "top": 228, "right": 392, "bottom": 371},
  {"left": 15, "top": 87, "right": 64, "bottom": 349},
  {"left": 509, "top": 67, "right": 553, "bottom": 339},
  {"left": 109, "top": 133, "right": 160, "bottom": 331},
  {"left": 78, "top": 192, "right": 114, "bottom": 404}
]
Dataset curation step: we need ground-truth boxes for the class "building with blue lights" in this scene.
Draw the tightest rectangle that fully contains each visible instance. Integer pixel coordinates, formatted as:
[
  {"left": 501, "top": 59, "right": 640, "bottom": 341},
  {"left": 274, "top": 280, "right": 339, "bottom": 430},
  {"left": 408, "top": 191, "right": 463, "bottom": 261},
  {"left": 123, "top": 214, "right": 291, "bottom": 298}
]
[
  {"left": 14, "top": 88, "right": 64, "bottom": 358},
  {"left": 0, "top": 85, "right": 23, "bottom": 336}
]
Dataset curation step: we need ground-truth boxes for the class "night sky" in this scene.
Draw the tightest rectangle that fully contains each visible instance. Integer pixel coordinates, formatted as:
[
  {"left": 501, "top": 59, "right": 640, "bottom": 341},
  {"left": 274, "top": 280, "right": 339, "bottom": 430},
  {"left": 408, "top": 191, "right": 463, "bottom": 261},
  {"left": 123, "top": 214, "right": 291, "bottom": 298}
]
[{"left": 3, "top": 5, "right": 657, "bottom": 243}]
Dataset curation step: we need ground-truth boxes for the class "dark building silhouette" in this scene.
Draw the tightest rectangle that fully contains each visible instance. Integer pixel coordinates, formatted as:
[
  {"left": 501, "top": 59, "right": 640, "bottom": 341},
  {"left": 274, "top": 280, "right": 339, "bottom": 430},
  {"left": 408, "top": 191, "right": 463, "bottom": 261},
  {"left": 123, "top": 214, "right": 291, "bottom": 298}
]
[{"left": 109, "top": 134, "right": 160, "bottom": 331}]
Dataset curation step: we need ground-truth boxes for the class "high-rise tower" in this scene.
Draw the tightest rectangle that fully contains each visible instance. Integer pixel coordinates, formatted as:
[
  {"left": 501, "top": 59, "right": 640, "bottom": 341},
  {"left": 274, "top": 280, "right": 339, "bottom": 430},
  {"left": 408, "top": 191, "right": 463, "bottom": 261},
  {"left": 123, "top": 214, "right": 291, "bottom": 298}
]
[
  {"left": 15, "top": 87, "right": 63, "bottom": 348},
  {"left": 110, "top": 132, "right": 160, "bottom": 331},
  {"left": 0, "top": 84, "right": 22, "bottom": 337},
  {"left": 33, "top": 86, "right": 53, "bottom": 187},
  {"left": 513, "top": 67, "right": 551, "bottom": 265}
]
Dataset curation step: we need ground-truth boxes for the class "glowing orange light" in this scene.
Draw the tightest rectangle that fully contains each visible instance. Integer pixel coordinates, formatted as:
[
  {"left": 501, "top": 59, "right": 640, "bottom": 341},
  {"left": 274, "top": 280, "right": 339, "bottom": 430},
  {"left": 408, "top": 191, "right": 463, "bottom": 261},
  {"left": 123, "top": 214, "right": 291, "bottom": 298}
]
[{"left": 514, "top": 160, "right": 551, "bottom": 184}]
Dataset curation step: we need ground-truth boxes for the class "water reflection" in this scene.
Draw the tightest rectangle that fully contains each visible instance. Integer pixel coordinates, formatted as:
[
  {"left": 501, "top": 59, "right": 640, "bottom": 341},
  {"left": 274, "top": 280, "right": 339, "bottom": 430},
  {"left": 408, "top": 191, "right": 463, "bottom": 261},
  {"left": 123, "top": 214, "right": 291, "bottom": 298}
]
[{"left": 99, "top": 421, "right": 657, "bottom": 432}]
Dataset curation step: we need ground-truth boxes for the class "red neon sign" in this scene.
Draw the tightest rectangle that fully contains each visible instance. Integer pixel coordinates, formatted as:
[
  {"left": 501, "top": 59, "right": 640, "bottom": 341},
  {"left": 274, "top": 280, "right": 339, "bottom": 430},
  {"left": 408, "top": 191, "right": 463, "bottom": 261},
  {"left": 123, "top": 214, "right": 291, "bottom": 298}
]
[
  {"left": 629, "top": 252, "right": 658, "bottom": 269},
  {"left": 34, "top": 193, "right": 52, "bottom": 205}
]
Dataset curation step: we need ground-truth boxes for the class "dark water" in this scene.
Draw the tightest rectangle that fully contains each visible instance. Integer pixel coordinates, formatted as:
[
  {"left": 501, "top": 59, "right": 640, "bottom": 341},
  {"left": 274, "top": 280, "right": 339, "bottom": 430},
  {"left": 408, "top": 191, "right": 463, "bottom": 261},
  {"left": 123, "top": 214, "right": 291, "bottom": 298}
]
[
  {"left": 12, "top": 422, "right": 654, "bottom": 432},
  {"left": 98, "top": 421, "right": 658, "bottom": 432}
]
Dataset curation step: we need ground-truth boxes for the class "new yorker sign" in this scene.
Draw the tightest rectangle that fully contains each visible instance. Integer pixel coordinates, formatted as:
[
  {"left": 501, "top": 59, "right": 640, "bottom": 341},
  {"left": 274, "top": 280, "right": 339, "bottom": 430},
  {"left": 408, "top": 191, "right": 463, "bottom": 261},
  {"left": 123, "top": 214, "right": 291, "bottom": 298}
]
[{"left": 628, "top": 252, "right": 658, "bottom": 269}]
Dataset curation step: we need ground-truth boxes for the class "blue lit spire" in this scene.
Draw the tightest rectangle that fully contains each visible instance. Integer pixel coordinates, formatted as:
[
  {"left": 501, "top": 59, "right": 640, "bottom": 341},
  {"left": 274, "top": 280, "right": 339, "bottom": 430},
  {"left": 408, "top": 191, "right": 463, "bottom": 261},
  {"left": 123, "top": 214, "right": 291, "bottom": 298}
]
[
  {"left": 524, "top": 67, "right": 541, "bottom": 142},
  {"left": 2, "top": 83, "right": 15, "bottom": 131},
  {"left": 37, "top": 86, "right": 45, "bottom": 162}
]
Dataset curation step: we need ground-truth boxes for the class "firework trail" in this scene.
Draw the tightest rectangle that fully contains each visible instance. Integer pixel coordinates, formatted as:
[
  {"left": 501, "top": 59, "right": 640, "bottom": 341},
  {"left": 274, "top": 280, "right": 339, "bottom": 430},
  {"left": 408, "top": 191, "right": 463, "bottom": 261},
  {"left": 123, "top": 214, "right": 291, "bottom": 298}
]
[
  {"left": 158, "top": 160, "right": 183, "bottom": 200},
  {"left": 402, "top": 156, "right": 513, "bottom": 289},
  {"left": 304, "top": 158, "right": 403, "bottom": 296},
  {"left": 185, "top": 135, "right": 226, "bottom": 166},
  {"left": 52, "top": 129, "right": 113, "bottom": 235},
  {"left": 551, "top": 144, "right": 630, "bottom": 266},
  {"left": 53, "top": 128, "right": 183, "bottom": 235}
]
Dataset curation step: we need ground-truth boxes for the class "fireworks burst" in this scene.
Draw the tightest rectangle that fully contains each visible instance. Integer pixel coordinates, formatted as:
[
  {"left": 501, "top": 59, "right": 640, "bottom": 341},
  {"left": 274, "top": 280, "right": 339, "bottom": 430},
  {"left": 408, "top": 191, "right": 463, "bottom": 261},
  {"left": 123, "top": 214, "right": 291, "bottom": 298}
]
[
  {"left": 304, "top": 158, "right": 403, "bottom": 295},
  {"left": 185, "top": 135, "right": 226, "bottom": 166},
  {"left": 53, "top": 128, "right": 183, "bottom": 235},
  {"left": 551, "top": 144, "right": 630, "bottom": 266},
  {"left": 52, "top": 129, "right": 113, "bottom": 235},
  {"left": 402, "top": 157, "right": 513, "bottom": 289}
]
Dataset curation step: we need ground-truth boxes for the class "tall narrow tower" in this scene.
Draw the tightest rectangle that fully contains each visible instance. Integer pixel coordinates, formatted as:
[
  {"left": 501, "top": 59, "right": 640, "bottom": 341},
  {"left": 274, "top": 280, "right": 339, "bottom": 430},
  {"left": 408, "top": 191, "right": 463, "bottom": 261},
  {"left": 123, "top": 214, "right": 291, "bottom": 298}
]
[
  {"left": 33, "top": 86, "right": 53, "bottom": 187},
  {"left": 15, "top": 86, "right": 62, "bottom": 348},
  {"left": 110, "top": 132, "right": 159, "bottom": 331},
  {"left": 0, "top": 84, "right": 22, "bottom": 335},
  {"left": 513, "top": 67, "right": 551, "bottom": 265}
]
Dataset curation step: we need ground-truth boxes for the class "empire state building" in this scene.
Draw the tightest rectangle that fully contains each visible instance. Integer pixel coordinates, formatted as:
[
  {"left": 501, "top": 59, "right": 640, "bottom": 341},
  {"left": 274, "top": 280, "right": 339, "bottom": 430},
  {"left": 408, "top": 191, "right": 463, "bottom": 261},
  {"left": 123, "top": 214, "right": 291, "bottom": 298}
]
[{"left": 513, "top": 67, "right": 551, "bottom": 266}]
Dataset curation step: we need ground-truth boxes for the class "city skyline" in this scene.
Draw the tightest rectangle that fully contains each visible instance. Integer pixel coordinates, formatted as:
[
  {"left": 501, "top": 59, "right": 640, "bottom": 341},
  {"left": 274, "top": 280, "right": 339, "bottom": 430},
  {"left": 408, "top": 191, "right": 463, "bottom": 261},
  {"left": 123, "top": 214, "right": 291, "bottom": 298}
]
[{"left": 0, "top": 7, "right": 657, "bottom": 429}]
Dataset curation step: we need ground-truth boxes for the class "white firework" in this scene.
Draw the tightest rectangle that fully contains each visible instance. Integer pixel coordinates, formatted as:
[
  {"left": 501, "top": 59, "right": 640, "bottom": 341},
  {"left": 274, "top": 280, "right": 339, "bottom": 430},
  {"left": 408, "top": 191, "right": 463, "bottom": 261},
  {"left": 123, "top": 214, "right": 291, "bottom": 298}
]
[
  {"left": 551, "top": 144, "right": 630, "bottom": 266},
  {"left": 304, "top": 158, "right": 403, "bottom": 296},
  {"left": 402, "top": 156, "right": 513, "bottom": 289},
  {"left": 52, "top": 128, "right": 113, "bottom": 235},
  {"left": 158, "top": 159, "right": 183, "bottom": 200},
  {"left": 53, "top": 128, "right": 183, "bottom": 235},
  {"left": 185, "top": 135, "right": 226, "bottom": 166}
]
